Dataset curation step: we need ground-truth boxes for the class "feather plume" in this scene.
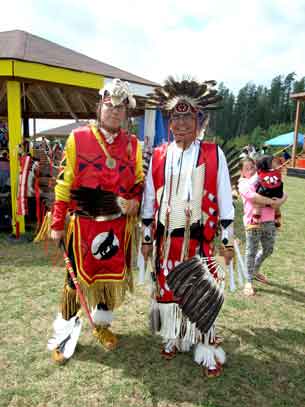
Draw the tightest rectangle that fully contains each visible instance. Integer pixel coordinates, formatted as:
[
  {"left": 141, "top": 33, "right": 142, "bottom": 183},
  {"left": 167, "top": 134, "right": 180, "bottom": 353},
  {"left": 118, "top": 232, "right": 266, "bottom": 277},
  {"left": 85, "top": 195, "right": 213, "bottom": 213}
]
[
  {"left": 218, "top": 141, "right": 241, "bottom": 188},
  {"left": 147, "top": 76, "right": 222, "bottom": 112},
  {"left": 166, "top": 257, "right": 224, "bottom": 334}
]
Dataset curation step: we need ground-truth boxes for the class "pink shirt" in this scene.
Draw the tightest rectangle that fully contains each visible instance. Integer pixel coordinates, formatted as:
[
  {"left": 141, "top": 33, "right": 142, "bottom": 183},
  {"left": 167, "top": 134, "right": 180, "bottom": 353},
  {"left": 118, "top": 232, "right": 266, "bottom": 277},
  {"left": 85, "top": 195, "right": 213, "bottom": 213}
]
[{"left": 238, "top": 176, "right": 275, "bottom": 227}]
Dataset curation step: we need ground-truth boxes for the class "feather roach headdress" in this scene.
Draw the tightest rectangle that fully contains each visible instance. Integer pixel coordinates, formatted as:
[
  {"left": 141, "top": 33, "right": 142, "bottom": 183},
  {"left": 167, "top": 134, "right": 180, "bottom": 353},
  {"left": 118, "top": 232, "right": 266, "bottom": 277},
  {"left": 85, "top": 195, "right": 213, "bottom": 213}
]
[
  {"left": 99, "top": 78, "right": 136, "bottom": 109},
  {"left": 147, "top": 76, "right": 222, "bottom": 114},
  {"left": 218, "top": 139, "right": 241, "bottom": 188}
]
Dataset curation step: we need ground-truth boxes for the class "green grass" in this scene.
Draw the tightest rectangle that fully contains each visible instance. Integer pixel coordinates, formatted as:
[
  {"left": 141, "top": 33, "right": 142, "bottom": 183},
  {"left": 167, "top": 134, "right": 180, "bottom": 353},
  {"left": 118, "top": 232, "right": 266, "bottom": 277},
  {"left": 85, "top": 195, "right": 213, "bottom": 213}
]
[{"left": 0, "top": 176, "right": 305, "bottom": 407}]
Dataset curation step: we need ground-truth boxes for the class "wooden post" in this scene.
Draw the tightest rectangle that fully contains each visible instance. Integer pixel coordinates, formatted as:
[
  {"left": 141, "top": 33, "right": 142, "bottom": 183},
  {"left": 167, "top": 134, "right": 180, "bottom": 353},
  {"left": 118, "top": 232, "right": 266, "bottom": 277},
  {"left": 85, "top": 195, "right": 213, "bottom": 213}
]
[
  {"left": 292, "top": 100, "right": 301, "bottom": 168},
  {"left": 33, "top": 118, "right": 36, "bottom": 141},
  {"left": 6, "top": 80, "right": 25, "bottom": 235}
]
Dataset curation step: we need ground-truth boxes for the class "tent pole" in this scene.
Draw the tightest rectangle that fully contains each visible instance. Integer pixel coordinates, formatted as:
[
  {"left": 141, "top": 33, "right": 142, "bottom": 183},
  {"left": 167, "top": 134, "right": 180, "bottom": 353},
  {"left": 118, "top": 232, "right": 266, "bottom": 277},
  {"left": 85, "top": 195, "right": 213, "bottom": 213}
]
[
  {"left": 6, "top": 80, "right": 25, "bottom": 235},
  {"left": 33, "top": 118, "right": 36, "bottom": 141},
  {"left": 292, "top": 100, "right": 301, "bottom": 168}
]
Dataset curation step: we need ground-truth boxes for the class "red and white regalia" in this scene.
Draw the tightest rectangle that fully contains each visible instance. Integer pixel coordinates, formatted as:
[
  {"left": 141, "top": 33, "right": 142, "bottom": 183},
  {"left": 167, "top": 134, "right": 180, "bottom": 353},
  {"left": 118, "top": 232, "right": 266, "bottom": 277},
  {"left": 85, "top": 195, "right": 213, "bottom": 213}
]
[{"left": 142, "top": 138, "right": 234, "bottom": 370}]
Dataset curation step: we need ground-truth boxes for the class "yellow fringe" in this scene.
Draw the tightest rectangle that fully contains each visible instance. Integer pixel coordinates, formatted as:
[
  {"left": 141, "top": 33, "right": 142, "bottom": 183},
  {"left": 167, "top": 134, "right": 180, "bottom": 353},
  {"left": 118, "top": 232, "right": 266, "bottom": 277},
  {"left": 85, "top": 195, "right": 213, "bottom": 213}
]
[
  {"left": 125, "top": 215, "right": 140, "bottom": 293},
  {"left": 78, "top": 279, "right": 128, "bottom": 311},
  {"left": 61, "top": 283, "right": 80, "bottom": 320},
  {"left": 65, "top": 214, "right": 75, "bottom": 248},
  {"left": 34, "top": 211, "right": 52, "bottom": 242}
]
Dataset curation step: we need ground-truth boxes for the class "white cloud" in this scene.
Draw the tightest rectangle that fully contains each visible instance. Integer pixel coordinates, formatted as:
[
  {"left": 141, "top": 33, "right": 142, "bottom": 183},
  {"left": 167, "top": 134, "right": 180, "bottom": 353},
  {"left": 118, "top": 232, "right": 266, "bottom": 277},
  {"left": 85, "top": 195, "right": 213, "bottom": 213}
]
[
  {"left": 2, "top": 0, "right": 304, "bottom": 132},
  {"left": 2, "top": 0, "right": 305, "bottom": 97}
]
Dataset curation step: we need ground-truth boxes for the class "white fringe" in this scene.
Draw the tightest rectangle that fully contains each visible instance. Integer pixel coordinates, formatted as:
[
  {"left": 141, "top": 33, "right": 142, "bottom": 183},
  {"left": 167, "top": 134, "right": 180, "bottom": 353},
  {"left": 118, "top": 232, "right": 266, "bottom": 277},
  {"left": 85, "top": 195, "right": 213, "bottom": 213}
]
[
  {"left": 204, "top": 325, "right": 216, "bottom": 345},
  {"left": 137, "top": 244, "right": 146, "bottom": 284},
  {"left": 194, "top": 343, "right": 217, "bottom": 368},
  {"left": 177, "top": 339, "right": 192, "bottom": 352},
  {"left": 47, "top": 313, "right": 82, "bottom": 360},
  {"left": 213, "top": 346, "right": 226, "bottom": 365},
  {"left": 163, "top": 338, "right": 177, "bottom": 353},
  {"left": 158, "top": 303, "right": 201, "bottom": 345},
  {"left": 62, "top": 318, "right": 82, "bottom": 359},
  {"left": 159, "top": 303, "right": 182, "bottom": 339},
  {"left": 91, "top": 308, "right": 114, "bottom": 326},
  {"left": 194, "top": 343, "right": 226, "bottom": 368}
]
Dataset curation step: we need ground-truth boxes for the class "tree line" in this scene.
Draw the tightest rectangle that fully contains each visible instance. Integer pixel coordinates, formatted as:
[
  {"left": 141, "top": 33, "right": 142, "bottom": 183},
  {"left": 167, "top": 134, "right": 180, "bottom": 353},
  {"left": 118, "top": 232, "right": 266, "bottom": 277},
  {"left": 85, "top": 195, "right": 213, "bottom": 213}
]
[{"left": 209, "top": 72, "right": 305, "bottom": 148}]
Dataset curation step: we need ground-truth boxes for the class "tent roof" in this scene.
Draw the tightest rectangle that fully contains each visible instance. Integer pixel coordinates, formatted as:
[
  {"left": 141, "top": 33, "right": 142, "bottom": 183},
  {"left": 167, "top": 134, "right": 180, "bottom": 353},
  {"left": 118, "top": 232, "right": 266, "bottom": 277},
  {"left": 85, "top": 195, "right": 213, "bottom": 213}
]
[
  {"left": 36, "top": 121, "right": 89, "bottom": 138},
  {"left": 264, "top": 131, "right": 304, "bottom": 146},
  {"left": 0, "top": 30, "right": 157, "bottom": 86},
  {"left": 0, "top": 30, "right": 157, "bottom": 120}
]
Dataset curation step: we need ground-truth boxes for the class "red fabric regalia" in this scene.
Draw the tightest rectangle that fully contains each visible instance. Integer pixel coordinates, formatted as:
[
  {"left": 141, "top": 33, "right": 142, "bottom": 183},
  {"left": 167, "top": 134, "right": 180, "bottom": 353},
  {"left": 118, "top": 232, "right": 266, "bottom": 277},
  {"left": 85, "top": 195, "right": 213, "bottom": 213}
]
[
  {"left": 60, "top": 126, "right": 143, "bottom": 307},
  {"left": 151, "top": 142, "right": 219, "bottom": 304}
]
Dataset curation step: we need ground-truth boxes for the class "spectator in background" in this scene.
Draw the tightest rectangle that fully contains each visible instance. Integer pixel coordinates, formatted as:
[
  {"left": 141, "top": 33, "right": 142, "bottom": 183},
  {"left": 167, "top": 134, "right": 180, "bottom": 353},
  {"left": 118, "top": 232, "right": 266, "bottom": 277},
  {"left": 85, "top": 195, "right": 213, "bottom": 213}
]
[
  {"left": 0, "top": 123, "right": 9, "bottom": 150},
  {"left": 252, "top": 155, "right": 284, "bottom": 228},
  {"left": 238, "top": 158, "right": 287, "bottom": 297},
  {"left": 282, "top": 149, "right": 291, "bottom": 161},
  {"left": 0, "top": 151, "right": 10, "bottom": 192},
  {"left": 0, "top": 151, "right": 8, "bottom": 161},
  {"left": 52, "top": 141, "right": 63, "bottom": 163}
]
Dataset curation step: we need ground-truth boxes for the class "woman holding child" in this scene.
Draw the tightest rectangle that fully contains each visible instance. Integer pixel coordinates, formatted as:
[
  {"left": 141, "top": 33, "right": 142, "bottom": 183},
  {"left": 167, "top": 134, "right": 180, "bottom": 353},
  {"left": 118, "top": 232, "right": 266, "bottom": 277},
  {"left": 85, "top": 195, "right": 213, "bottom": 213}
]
[{"left": 238, "top": 156, "right": 287, "bottom": 296}]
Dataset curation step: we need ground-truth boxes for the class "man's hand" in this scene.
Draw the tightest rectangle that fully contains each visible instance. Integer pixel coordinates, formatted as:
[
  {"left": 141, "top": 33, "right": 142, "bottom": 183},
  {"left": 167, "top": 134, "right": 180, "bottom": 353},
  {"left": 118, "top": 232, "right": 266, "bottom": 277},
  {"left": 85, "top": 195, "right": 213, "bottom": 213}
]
[
  {"left": 141, "top": 243, "right": 153, "bottom": 262},
  {"left": 126, "top": 199, "right": 140, "bottom": 216},
  {"left": 51, "top": 229, "right": 65, "bottom": 241},
  {"left": 220, "top": 245, "right": 234, "bottom": 265},
  {"left": 118, "top": 198, "right": 139, "bottom": 216}
]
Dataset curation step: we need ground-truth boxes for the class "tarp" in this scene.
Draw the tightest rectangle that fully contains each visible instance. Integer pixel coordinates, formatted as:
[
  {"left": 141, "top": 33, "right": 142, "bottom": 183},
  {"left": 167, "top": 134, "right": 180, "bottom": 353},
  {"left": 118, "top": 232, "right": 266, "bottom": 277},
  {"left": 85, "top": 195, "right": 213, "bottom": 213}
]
[{"left": 264, "top": 131, "right": 304, "bottom": 146}]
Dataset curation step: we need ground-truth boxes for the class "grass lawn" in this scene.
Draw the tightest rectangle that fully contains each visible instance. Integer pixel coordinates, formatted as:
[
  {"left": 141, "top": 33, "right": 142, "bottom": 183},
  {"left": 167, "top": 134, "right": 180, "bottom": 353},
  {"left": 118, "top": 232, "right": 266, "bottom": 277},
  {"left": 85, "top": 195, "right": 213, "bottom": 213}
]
[{"left": 0, "top": 176, "right": 305, "bottom": 407}]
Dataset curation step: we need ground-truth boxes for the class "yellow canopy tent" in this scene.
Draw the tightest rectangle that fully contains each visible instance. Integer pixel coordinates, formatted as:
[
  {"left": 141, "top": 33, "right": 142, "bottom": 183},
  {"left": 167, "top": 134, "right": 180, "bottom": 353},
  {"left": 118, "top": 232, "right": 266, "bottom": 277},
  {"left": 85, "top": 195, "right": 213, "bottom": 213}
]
[{"left": 0, "top": 30, "right": 157, "bottom": 235}]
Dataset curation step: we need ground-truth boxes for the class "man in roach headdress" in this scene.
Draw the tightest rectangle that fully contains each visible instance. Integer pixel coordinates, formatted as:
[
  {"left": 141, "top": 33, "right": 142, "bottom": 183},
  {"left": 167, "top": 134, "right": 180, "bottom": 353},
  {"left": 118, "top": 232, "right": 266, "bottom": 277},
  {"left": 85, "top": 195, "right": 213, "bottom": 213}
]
[
  {"left": 141, "top": 77, "right": 234, "bottom": 377},
  {"left": 48, "top": 79, "right": 144, "bottom": 363}
]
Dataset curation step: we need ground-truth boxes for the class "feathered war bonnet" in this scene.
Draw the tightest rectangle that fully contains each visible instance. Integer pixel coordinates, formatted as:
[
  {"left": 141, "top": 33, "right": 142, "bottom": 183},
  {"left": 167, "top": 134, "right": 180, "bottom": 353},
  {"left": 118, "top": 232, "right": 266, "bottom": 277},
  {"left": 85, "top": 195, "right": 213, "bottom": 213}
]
[{"left": 147, "top": 76, "right": 223, "bottom": 133}]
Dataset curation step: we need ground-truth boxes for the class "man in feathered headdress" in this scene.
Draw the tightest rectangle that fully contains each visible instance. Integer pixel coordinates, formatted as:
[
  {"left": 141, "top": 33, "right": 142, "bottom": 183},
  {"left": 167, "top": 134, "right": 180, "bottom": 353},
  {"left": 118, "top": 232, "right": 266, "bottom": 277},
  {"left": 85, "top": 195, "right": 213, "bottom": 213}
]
[
  {"left": 48, "top": 79, "right": 144, "bottom": 363},
  {"left": 141, "top": 77, "right": 234, "bottom": 377}
]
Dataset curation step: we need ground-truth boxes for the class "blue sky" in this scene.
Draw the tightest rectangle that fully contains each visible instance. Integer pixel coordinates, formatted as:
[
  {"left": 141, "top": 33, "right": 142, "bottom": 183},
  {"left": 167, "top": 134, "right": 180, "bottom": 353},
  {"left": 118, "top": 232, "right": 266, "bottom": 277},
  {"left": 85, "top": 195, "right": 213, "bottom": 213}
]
[{"left": 2, "top": 0, "right": 305, "bottom": 131}]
